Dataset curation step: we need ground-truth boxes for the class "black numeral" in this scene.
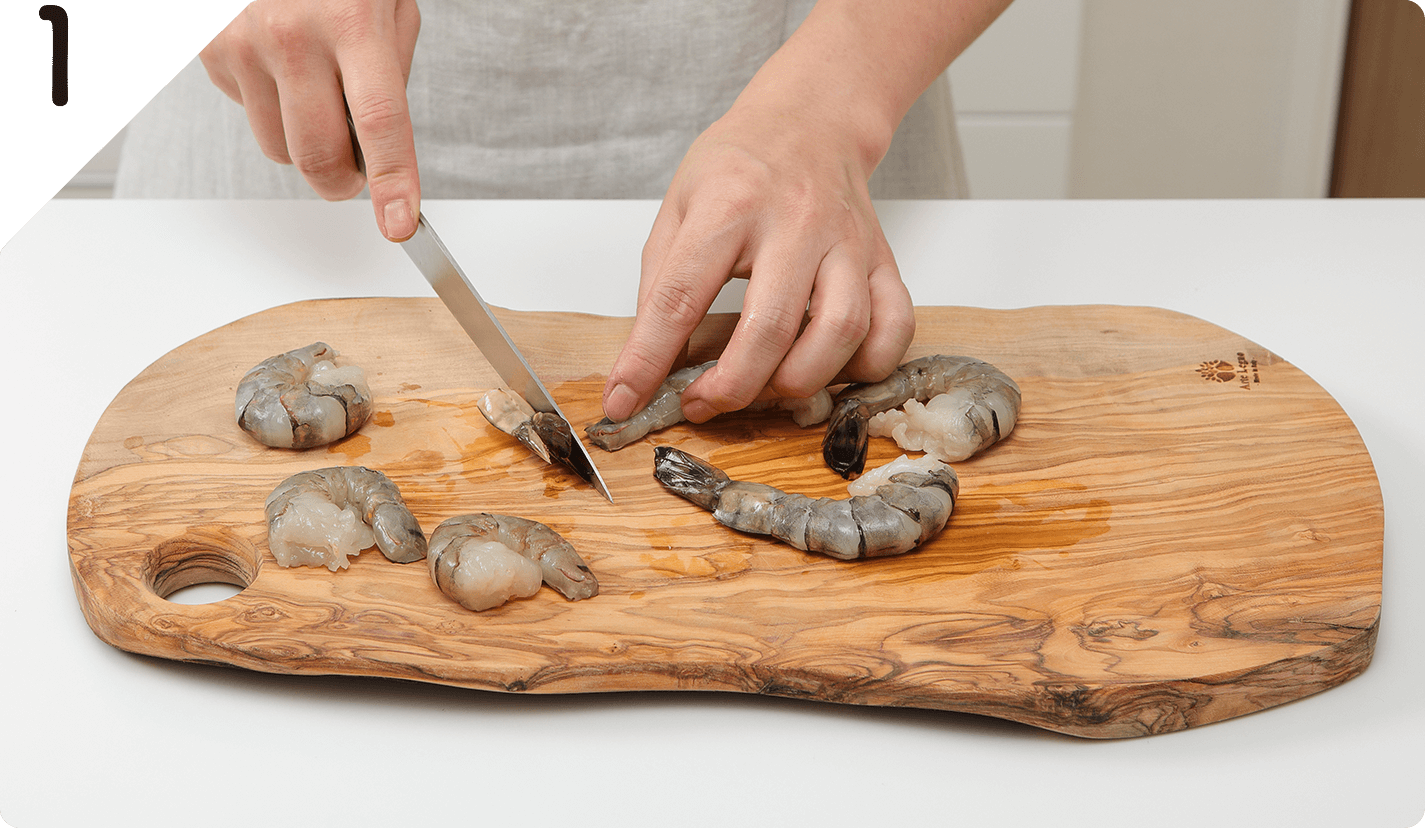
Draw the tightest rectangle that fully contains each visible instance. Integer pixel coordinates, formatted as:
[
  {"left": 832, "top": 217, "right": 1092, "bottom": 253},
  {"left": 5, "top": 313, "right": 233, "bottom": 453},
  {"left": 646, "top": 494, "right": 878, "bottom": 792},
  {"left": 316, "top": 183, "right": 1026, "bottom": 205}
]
[{"left": 39, "top": 4, "right": 68, "bottom": 106}]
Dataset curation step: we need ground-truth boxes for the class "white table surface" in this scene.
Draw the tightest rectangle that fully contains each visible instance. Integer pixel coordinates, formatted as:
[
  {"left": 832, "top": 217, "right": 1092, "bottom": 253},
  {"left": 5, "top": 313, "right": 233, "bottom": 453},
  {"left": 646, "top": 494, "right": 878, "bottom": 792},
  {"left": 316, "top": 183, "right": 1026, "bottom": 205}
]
[{"left": 2, "top": 199, "right": 1421, "bottom": 828}]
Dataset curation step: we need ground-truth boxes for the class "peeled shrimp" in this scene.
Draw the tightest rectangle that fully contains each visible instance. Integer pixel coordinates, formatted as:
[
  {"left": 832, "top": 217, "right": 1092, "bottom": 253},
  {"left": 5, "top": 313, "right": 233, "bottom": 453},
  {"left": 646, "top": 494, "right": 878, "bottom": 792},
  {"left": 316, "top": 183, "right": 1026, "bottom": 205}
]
[
  {"left": 823, "top": 354, "right": 1021, "bottom": 478},
  {"left": 236, "top": 342, "right": 372, "bottom": 449},
  {"left": 477, "top": 389, "right": 597, "bottom": 482},
  {"left": 585, "top": 361, "right": 832, "bottom": 451},
  {"left": 265, "top": 466, "right": 426, "bottom": 571},
  {"left": 653, "top": 446, "right": 958, "bottom": 560},
  {"left": 427, "top": 514, "right": 599, "bottom": 611}
]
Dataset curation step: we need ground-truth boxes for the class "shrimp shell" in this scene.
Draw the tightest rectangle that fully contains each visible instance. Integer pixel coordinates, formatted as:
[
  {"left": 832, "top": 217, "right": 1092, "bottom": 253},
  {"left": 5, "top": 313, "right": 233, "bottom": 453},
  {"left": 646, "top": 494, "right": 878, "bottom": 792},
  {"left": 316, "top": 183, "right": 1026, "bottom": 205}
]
[
  {"left": 265, "top": 466, "right": 427, "bottom": 566},
  {"left": 823, "top": 354, "right": 1021, "bottom": 478},
  {"left": 236, "top": 342, "right": 373, "bottom": 449},
  {"left": 428, "top": 514, "right": 599, "bottom": 611},
  {"left": 585, "top": 360, "right": 832, "bottom": 451},
  {"left": 478, "top": 389, "right": 600, "bottom": 483},
  {"left": 653, "top": 446, "right": 958, "bottom": 561},
  {"left": 585, "top": 361, "right": 713, "bottom": 451}
]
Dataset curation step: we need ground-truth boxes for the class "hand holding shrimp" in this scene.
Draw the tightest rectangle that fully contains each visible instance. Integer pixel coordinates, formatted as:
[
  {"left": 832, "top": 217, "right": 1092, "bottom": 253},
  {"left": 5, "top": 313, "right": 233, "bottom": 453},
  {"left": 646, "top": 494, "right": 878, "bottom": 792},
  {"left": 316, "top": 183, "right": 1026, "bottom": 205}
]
[
  {"left": 600, "top": 0, "right": 1011, "bottom": 426},
  {"left": 586, "top": 361, "right": 832, "bottom": 452},
  {"left": 600, "top": 105, "right": 916, "bottom": 429}
]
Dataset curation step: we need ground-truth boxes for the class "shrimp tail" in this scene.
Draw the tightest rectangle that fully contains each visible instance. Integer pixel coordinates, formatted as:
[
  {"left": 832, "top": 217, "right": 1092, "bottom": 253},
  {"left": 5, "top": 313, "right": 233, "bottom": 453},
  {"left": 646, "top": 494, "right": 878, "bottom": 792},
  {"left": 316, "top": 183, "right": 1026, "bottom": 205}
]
[
  {"left": 370, "top": 501, "right": 427, "bottom": 563},
  {"left": 652, "top": 446, "right": 730, "bottom": 510},
  {"left": 822, "top": 399, "right": 870, "bottom": 479},
  {"left": 584, "top": 416, "right": 635, "bottom": 451},
  {"left": 532, "top": 412, "right": 597, "bottom": 484},
  {"left": 539, "top": 550, "right": 600, "bottom": 601}
]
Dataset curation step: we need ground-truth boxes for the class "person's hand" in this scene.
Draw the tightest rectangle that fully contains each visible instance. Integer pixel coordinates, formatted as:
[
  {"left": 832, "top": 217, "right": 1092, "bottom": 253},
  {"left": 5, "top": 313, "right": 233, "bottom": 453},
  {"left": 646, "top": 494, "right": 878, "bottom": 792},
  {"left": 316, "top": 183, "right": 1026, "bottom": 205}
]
[
  {"left": 601, "top": 98, "right": 916, "bottom": 424},
  {"left": 599, "top": 0, "right": 1011, "bottom": 425},
  {"left": 200, "top": 0, "right": 423, "bottom": 241}
]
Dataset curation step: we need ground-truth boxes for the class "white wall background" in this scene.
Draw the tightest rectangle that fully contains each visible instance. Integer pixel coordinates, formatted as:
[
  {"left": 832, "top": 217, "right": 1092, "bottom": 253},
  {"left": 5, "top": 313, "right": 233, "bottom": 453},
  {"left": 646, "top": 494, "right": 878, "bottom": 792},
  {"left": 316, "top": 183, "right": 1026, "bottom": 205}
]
[{"left": 57, "top": 0, "right": 1351, "bottom": 201}]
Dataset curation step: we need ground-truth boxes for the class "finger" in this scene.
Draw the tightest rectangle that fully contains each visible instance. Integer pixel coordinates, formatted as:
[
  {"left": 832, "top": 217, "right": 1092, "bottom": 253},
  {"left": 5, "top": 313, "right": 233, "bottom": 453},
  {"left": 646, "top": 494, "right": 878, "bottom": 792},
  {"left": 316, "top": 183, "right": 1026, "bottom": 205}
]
[
  {"left": 340, "top": 54, "right": 418, "bottom": 239},
  {"left": 636, "top": 197, "right": 684, "bottom": 309},
  {"left": 198, "top": 11, "right": 292, "bottom": 162},
  {"left": 766, "top": 244, "right": 872, "bottom": 397},
  {"left": 198, "top": 42, "right": 244, "bottom": 105},
  {"left": 643, "top": 202, "right": 694, "bottom": 375},
  {"left": 603, "top": 211, "right": 743, "bottom": 421},
  {"left": 837, "top": 255, "right": 916, "bottom": 383},
  {"left": 234, "top": 71, "right": 293, "bottom": 165},
  {"left": 680, "top": 234, "right": 821, "bottom": 422},
  {"left": 394, "top": 0, "right": 421, "bottom": 82},
  {"left": 275, "top": 66, "right": 365, "bottom": 200}
]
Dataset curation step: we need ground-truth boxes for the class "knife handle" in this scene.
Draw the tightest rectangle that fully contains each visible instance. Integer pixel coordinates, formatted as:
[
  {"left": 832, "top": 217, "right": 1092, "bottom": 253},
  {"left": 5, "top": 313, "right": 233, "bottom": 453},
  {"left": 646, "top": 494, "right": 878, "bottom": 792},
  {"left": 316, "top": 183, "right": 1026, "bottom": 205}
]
[{"left": 345, "top": 109, "right": 366, "bottom": 176}]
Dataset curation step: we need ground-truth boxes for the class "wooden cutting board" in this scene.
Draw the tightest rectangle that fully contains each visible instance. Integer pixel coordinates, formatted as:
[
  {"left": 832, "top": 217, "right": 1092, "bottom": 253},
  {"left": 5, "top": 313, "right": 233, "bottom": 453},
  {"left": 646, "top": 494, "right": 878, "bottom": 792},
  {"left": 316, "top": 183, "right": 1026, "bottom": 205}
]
[{"left": 67, "top": 300, "right": 1382, "bottom": 738}]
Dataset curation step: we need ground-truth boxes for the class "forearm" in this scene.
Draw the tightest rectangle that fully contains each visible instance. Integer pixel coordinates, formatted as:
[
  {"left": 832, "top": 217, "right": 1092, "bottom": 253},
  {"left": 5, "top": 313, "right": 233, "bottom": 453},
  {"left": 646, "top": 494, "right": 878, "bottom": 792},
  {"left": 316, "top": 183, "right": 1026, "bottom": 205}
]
[{"left": 735, "top": 0, "right": 1011, "bottom": 175}]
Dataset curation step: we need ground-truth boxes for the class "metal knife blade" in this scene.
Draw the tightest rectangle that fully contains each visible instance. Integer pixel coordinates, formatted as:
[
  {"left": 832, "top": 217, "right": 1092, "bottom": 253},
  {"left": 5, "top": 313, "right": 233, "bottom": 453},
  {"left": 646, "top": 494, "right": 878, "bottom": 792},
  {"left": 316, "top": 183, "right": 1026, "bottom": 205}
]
[
  {"left": 401, "top": 215, "right": 614, "bottom": 502},
  {"left": 344, "top": 111, "right": 612, "bottom": 501}
]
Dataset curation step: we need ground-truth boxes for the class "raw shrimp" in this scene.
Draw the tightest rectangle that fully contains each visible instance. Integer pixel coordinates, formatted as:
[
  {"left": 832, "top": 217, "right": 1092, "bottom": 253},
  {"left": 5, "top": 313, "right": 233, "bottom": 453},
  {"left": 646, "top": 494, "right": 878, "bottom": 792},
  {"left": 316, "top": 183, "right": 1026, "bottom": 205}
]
[
  {"left": 585, "top": 361, "right": 832, "bottom": 451},
  {"left": 427, "top": 514, "right": 599, "bottom": 611},
  {"left": 653, "top": 446, "right": 958, "bottom": 561},
  {"left": 747, "top": 389, "right": 834, "bottom": 427},
  {"left": 265, "top": 466, "right": 426, "bottom": 571},
  {"left": 236, "top": 342, "right": 373, "bottom": 449},
  {"left": 477, "top": 389, "right": 598, "bottom": 483},
  {"left": 822, "top": 354, "right": 1021, "bottom": 478}
]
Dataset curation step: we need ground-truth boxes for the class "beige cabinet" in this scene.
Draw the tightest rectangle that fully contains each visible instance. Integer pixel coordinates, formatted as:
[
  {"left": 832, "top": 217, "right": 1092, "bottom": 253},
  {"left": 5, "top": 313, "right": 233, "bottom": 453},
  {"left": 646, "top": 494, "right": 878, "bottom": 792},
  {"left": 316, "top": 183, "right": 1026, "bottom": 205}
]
[{"left": 950, "top": 0, "right": 1351, "bottom": 198}]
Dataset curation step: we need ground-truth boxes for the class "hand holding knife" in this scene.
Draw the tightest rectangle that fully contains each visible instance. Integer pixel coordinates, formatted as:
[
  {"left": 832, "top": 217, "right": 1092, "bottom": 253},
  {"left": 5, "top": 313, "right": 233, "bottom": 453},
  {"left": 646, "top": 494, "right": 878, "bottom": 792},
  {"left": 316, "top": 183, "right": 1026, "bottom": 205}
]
[{"left": 347, "top": 113, "right": 614, "bottom": 502}]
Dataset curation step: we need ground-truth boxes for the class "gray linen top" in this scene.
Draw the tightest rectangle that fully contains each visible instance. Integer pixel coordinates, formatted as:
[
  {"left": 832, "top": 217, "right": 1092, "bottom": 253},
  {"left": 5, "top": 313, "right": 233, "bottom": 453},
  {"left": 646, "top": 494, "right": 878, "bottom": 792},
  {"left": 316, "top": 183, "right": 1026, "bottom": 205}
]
[{"left": 115, "top": 0, "right": 966, "bottom": 200}]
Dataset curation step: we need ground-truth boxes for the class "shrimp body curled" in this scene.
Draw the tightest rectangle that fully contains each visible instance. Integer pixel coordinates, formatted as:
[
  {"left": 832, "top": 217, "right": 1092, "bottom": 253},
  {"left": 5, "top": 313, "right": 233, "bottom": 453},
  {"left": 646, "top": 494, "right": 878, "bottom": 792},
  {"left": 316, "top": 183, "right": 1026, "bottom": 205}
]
[
  {"left": 653, "top": 446, "right": 959, "bottom": 561},
  {"left": 265, "top": 466, "right": 427, "bottom": 570},
  {"left": 823, "top": 354, "right": 1021, "bottom": 478},
  {"left": 236, "top": 342, "right": 373, "bottom": 449},
  {"left": 428, "top": 514, "right": 599, "bottom": 611}
]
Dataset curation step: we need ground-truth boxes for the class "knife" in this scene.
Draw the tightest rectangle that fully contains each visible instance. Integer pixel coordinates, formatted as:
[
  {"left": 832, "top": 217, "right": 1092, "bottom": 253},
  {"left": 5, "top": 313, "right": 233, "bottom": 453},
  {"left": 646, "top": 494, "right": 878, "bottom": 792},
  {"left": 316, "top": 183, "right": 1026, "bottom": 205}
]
[{"left": 347, "top": 115, "right": 614, "bottom": 502}]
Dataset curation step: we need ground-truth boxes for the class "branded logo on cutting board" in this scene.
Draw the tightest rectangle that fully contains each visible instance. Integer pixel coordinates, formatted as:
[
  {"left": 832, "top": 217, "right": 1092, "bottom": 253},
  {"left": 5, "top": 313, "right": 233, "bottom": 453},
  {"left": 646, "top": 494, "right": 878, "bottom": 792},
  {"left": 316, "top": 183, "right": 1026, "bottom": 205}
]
[{"left": 1197, "top": 353, "right": 1260, "bottom": 389}]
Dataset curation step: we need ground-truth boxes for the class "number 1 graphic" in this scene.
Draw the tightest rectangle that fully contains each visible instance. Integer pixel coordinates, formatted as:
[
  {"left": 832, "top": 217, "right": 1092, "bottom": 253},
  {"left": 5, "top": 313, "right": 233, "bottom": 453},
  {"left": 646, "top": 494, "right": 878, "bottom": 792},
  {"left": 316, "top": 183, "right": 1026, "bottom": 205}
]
[{"left": 39, "top": 5, "right": 68, "bottom": 106}]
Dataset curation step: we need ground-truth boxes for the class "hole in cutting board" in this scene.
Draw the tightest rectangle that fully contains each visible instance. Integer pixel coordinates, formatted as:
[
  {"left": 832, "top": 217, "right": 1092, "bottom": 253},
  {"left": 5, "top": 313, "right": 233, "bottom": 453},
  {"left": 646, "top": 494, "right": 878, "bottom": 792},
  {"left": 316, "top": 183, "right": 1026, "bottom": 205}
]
[
  {"left": 165, "top": 582, "right": 245, "bottom": 604},
  {"left": 145, "top": 527, "right": 259, "bottom": 604}
]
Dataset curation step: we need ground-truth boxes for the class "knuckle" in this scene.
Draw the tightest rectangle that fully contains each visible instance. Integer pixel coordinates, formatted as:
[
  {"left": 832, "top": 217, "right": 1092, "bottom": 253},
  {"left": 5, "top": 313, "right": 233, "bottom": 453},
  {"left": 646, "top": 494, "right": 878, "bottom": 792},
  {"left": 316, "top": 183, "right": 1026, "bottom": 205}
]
[
  {"left": 741, "top": 302, "right": 802, "bottom": 355},
  {"left": 853, "top": 326, "right": 917, "bottom": 382},
  {"left": 349, "top": 91, "right": 408, "bottom": 138},
  {"left": 259, "top": 10, "right": 311, "bottom": 56},
  {"left": 768, "top": 374, "right": 820, "bottom": 400},
  {"left": 701, "top": 373, "right": 761, "bottom": 412},
  {"left": 325, "top": 1, "right": 376, "bottom": 47},
  {"left": 290, "top": 145, "right": 353, "bottom": 185},
  {"left": 643, "top": 278, "right": 708, "bottom": 333},
  {"left": 818, "top": 306, "right": 871, "bottom": 352}
]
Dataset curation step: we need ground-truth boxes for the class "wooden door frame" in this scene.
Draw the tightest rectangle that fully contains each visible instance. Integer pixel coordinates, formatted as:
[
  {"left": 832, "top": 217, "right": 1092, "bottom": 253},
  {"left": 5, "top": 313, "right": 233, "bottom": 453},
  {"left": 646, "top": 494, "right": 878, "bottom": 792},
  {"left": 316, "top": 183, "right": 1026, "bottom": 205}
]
[{"left": 1330, "top": 0, "right": 1425, "bottom": 197}]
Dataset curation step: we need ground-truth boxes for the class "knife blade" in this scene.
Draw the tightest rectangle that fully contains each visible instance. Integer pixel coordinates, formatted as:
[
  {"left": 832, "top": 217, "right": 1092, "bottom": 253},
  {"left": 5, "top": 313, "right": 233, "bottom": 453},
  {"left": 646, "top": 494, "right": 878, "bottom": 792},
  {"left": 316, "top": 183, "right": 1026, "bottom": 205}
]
[
  {"left": 401, "top": 216, "right": 613, "bottom": 502},
  {"left": 345, "top": 112, "right": 613, "bottom": 502}
]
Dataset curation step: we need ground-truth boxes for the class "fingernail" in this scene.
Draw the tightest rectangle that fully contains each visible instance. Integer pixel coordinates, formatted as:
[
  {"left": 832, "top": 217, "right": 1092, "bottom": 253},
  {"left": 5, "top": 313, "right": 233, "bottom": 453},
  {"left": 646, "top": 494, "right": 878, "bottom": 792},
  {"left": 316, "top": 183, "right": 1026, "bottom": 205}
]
[
  {"left": 682, "top": 399, "right": 716, "bottom": 423},
  {"left": 605, "top": 383, "right": 639, "bottom": 422},
  {"left": 383, "top": 200, "right": 415, "bottom": 241}
]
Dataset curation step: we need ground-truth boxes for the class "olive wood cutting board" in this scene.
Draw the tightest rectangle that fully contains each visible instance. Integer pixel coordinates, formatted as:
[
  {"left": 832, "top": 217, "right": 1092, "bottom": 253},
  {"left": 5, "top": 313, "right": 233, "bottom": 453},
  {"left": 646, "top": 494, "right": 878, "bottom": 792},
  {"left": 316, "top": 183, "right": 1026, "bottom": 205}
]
[{"left": 67, "top": 300, "right": 1382, "bottom": 738}]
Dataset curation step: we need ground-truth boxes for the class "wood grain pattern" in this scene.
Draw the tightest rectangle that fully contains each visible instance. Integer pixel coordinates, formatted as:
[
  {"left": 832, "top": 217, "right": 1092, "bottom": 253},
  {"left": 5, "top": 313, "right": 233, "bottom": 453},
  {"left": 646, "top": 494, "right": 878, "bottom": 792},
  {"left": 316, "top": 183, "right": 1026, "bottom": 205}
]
[{"left": 67, "top": 300, "right": 1382, "bottom": 738}]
